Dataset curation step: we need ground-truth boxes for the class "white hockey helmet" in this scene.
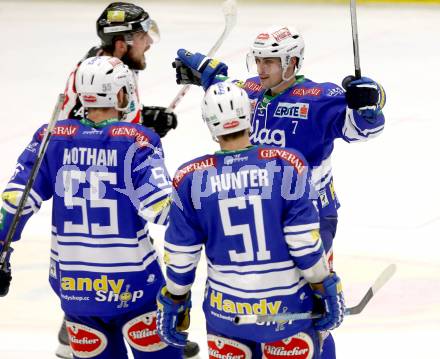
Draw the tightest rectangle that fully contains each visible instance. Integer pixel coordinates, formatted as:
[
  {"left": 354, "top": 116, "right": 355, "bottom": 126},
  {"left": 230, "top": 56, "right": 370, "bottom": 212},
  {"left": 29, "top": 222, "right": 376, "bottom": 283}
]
[
  {"left": 76, "top": 56, "right": 135, "bottom": 113},
  {"left": 247, "top": 25, "right": 305, "bottom": 75},
  {"left": 201, "top": 82, "right": 251, "bottom": 139}
]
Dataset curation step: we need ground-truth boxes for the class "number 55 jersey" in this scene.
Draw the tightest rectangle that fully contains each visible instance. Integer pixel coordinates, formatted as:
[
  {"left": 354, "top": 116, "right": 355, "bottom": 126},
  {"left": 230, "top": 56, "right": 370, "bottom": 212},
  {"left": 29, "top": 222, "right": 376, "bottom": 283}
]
[
  {"left": 0, "top": 119, "right": 172, "bottom": 316},
  {"left": 164, "top": 145, "right": 329, "bottom": 343}
]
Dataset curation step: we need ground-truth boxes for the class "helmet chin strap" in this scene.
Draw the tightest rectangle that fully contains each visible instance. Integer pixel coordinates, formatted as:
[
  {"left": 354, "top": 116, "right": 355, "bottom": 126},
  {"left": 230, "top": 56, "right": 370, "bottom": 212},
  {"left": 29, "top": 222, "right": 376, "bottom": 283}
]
[{"left": 269, "top": 67, "right": 296, "bottom": 93}]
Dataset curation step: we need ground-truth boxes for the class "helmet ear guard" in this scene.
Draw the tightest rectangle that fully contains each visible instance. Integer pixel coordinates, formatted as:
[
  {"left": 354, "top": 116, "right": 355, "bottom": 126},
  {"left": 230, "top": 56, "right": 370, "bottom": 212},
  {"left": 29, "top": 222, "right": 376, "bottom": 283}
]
[{"left": 201, "top": 83, "right": 251, "bottom": 140}]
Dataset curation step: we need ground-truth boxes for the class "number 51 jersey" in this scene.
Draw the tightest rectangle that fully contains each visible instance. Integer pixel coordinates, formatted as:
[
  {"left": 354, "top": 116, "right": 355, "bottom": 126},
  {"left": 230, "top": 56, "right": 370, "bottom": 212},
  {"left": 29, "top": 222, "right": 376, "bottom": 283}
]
[
  {"left": 0, "top": 119, "right": 171, "bottom": 316},
  {"left": 165, "top": 145, "right": 327, "bottom": 343}
]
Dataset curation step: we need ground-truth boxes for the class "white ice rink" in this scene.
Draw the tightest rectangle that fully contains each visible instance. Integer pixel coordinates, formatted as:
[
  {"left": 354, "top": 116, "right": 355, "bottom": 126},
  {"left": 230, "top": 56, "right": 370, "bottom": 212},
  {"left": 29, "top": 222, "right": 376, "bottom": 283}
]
[{"left": 1, "top": 1, "right": 439, "bottom": 358}]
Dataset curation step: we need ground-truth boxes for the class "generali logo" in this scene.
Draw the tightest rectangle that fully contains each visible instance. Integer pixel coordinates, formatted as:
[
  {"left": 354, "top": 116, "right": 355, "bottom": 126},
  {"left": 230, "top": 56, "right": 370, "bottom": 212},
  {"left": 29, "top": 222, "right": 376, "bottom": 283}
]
[
  {"left": 173, "top": 156, "right": 216, "bottom": 188},
  {"left": 109, "top": 126, "right": 150, "bottom": 147},
  {"left": 291, "top": 87, "right": 322, "bottom": 97},
  {"left": 259, "top": 148, "right": 305, "bottom": 174}
]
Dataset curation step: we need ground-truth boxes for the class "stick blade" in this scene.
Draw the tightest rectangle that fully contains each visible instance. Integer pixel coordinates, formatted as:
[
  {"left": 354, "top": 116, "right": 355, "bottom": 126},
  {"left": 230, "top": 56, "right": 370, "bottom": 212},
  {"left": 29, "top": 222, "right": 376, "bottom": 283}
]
[
  {"left": 222, "top": 0, "right": 237, "bottom": 25},
  {"left": 372, "top": 264, "right": 396, "bottom": 295}
]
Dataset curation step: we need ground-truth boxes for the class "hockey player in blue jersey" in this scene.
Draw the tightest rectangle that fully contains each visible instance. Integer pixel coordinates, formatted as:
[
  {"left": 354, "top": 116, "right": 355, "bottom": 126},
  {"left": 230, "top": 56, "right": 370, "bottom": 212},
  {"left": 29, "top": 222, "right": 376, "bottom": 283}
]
[
  {"left": 171, "top": 24, "right": 385, "bottom": 358},
  {"left": 58, "top": 3, "right": 200, "bottom": 357},
  {"left": 0, "top": 56, "right": 184, "bottom": 359},
  {"left": 156, "top": 82, "right": 346, "bottom": 358}
]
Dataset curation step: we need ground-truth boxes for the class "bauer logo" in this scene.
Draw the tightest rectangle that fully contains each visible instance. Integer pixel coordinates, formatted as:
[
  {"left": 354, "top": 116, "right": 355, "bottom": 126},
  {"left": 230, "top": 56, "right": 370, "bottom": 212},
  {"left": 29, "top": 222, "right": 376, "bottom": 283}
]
[{"left": 274, "top": 103, "right": 309, "bottom": 119}]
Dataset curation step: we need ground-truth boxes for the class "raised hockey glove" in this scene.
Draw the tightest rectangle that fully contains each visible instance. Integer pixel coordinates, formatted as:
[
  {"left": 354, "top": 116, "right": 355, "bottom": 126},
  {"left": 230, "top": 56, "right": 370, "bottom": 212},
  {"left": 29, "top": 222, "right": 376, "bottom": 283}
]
[
  {"left": 173, "top": 49, "right": 228, "bottom": 90},
  {"left": 0, "top": 246, "right": 13, "bottom": 297},
  {"left": 156, "top": 285, "right": 191, "bottom": 348},
  {"left": 342, "top": 75, "right": 386, "bottom": 122},
  {"left": 141, "top": 106, "right": 177, "bottom": 138},
  {"left": 311, "top": 272, "right": 345, "bottom": 331}
]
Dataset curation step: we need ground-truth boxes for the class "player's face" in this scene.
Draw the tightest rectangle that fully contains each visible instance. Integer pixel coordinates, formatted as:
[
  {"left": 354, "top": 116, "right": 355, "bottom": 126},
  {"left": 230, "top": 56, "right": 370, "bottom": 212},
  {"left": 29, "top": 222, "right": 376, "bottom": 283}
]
[
  {"left": 125, "top": 32, "right": 154, "bottom": 70},
  {"left": 256, "top": 57, "right": 283, "bottom": 89}
]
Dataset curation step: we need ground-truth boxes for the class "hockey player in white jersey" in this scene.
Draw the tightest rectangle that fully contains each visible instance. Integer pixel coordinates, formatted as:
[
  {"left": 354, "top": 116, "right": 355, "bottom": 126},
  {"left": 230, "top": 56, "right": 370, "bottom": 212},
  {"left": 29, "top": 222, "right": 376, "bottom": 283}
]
[
  {"left": 0, "top": 56, "right": 184, "bottom": 359},
  {"left": 172, "top": 24, "right": 386, "bottom": 358},
  {"left": 156, "top": 82, "right": 346, "bottom": 358},
  {"left": 60, "top": 2, "right": 177, "bottom": 138}
]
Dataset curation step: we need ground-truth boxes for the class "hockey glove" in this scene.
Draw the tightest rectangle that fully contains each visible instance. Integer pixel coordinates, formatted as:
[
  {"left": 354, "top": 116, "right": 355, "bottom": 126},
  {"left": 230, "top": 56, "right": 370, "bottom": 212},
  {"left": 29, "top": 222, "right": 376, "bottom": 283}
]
[
  {"left": 173, "top": 49, "right": 228, "bottom": 90},
  {"left": 141, "top": 106, "right": 177, "bottom": 138},
  {"left": 311, "top": 272, "right": 345, "bottom": 331},
  {"left": 0, "top": 246, "right": 13, "bottom": 297},
  {"left": 156, "top": 285, "right": 191, "bottom": 348},
  {"left": 342, "top": 76, "right": 386, "bottom": 122}
]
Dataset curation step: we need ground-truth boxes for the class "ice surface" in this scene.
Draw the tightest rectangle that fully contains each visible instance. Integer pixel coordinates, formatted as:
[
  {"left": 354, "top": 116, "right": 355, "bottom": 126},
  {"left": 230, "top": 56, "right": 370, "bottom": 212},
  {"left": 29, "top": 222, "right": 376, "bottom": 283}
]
[{"left": 0, "top": 1, "right": 439, "bottom": 358}]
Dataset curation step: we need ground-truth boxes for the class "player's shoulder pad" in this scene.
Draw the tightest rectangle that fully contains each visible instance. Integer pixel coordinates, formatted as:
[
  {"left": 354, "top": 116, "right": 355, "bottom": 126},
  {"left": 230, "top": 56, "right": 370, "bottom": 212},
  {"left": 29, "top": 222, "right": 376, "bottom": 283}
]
[
  {"left": 173, "top": 154, "right": 217, "bottom": 188},
  {"left": 257, "top": 145, "right": 309, "bottom": 175},
  {"left": 107, "top": 122, "right": 160, "bottom": 149},
  {"left": 289, "top": 79, "right": 344, "bottom": 99}
]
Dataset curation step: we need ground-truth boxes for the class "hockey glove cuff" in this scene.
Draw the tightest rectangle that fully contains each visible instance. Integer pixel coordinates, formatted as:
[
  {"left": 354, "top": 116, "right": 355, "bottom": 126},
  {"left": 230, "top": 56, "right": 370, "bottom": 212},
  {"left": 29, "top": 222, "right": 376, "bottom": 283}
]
[
  {"left": 343, "top": 75, "right": 386, "bottom": 122},
  {"left": 141, "top": 106, "right": 177, "bottom": 138},
  {"left": 174, "top": 49, "right": 228, "bottom": 90},
  {"left": 311, "top": 272, "right": 345, "bottom": 331},
  {"left": 156, "top": 285, "right": 191, "bottom": 348}
]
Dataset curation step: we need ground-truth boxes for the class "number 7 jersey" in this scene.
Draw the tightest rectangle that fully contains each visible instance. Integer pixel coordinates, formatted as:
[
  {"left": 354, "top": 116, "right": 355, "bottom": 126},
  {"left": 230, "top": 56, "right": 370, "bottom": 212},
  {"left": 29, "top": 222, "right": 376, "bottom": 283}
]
[
  {"left": 164, "top": 145, "right": 328, "bottom": 343},
  {"left": 0, "top": 119, "right": 171, "bottom": 316}
]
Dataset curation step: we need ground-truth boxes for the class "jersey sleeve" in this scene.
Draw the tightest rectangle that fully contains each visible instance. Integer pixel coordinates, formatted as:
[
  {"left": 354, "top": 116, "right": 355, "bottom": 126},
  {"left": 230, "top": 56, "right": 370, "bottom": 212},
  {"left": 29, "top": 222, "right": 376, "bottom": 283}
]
[
  {"left": 321, "top": 83, "right": 385, "bottom": 143},
  {"left": 281, "top": 161, "right": 329, "bottom": 283},
  {"left": 0, "top": 125, "right": 53, "bottom": 242},
  {"left": 163, "top": 174, "right": 205, "bottom": 296},
  {"left": 132, "top": 132, "right": 172, "bottom": 226}
]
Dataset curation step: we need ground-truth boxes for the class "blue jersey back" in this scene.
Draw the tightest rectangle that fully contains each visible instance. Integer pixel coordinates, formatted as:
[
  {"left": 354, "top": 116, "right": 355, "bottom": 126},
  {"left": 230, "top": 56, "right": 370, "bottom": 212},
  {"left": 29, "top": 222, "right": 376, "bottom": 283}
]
[
  {"left": 0, "top": 119, "right": 171, "bottom": 316},
  {"left": 165, "top": 146, "right": 325, "bottom": 342}
]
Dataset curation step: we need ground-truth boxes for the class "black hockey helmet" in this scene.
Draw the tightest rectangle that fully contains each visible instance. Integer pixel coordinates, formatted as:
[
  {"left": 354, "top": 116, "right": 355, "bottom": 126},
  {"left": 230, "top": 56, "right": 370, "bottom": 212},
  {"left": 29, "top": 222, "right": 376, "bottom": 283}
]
[{"left": 96, "top": 2, "right": 160, "bottom": 46}]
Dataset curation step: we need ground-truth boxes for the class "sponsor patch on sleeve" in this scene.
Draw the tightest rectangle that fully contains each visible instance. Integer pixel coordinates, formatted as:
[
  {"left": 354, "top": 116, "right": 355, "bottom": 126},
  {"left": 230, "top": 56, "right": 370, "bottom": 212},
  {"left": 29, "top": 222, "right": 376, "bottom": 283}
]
[{"left": 173, "top": 156, "right": 216, "bottom": 188}]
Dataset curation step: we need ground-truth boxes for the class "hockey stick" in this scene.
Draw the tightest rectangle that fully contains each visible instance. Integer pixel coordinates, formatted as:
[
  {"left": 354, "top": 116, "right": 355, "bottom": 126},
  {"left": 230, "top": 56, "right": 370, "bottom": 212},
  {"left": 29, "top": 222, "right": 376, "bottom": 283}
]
[
  {"left": 166, "top": 0, "right": 237, "bottom": 112},
  {"left": 234, "top": 264, "right": 396, "bottom": 325},
  {"left": 0, "top": 94, "right": 65, "bottom": 271},
  {"left": 350, "top": 0, "right": 362, "bottom": 79}
]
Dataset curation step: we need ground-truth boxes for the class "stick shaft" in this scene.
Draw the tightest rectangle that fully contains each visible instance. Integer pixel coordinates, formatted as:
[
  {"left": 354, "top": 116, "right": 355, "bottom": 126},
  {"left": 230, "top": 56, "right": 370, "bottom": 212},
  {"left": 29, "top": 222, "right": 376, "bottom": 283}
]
[
  {"left": 166, "top": 0, "right": 237, "bottom": 112},
  {"left": 0, "top": 94, "right": 64, "bottom": 270},
  {"left": 234, "top": 264, "right": 396, "bottom": 325},
  {"left": 350, "top": 0, "right": 362, "bottom": 78}
]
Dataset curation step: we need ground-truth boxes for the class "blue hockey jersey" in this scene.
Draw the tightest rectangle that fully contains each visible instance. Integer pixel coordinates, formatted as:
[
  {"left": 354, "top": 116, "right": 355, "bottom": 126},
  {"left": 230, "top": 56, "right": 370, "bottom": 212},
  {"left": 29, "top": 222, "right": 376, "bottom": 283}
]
[
  {"left": 238, "top": 75, "right": 385, "bottom": 219},
  {"left": 0, "top": 119, "right": 171, "bottom": 316},
  {"left": 164, "top": 145, "right": 329, "bottom": 343}
]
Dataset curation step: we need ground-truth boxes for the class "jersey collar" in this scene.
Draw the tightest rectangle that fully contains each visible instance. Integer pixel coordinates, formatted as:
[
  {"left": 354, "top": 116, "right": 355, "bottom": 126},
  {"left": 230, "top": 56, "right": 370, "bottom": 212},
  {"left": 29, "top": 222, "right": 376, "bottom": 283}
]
[{"left": 80, "top": 117, "right": 119, "bottom": 129}]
